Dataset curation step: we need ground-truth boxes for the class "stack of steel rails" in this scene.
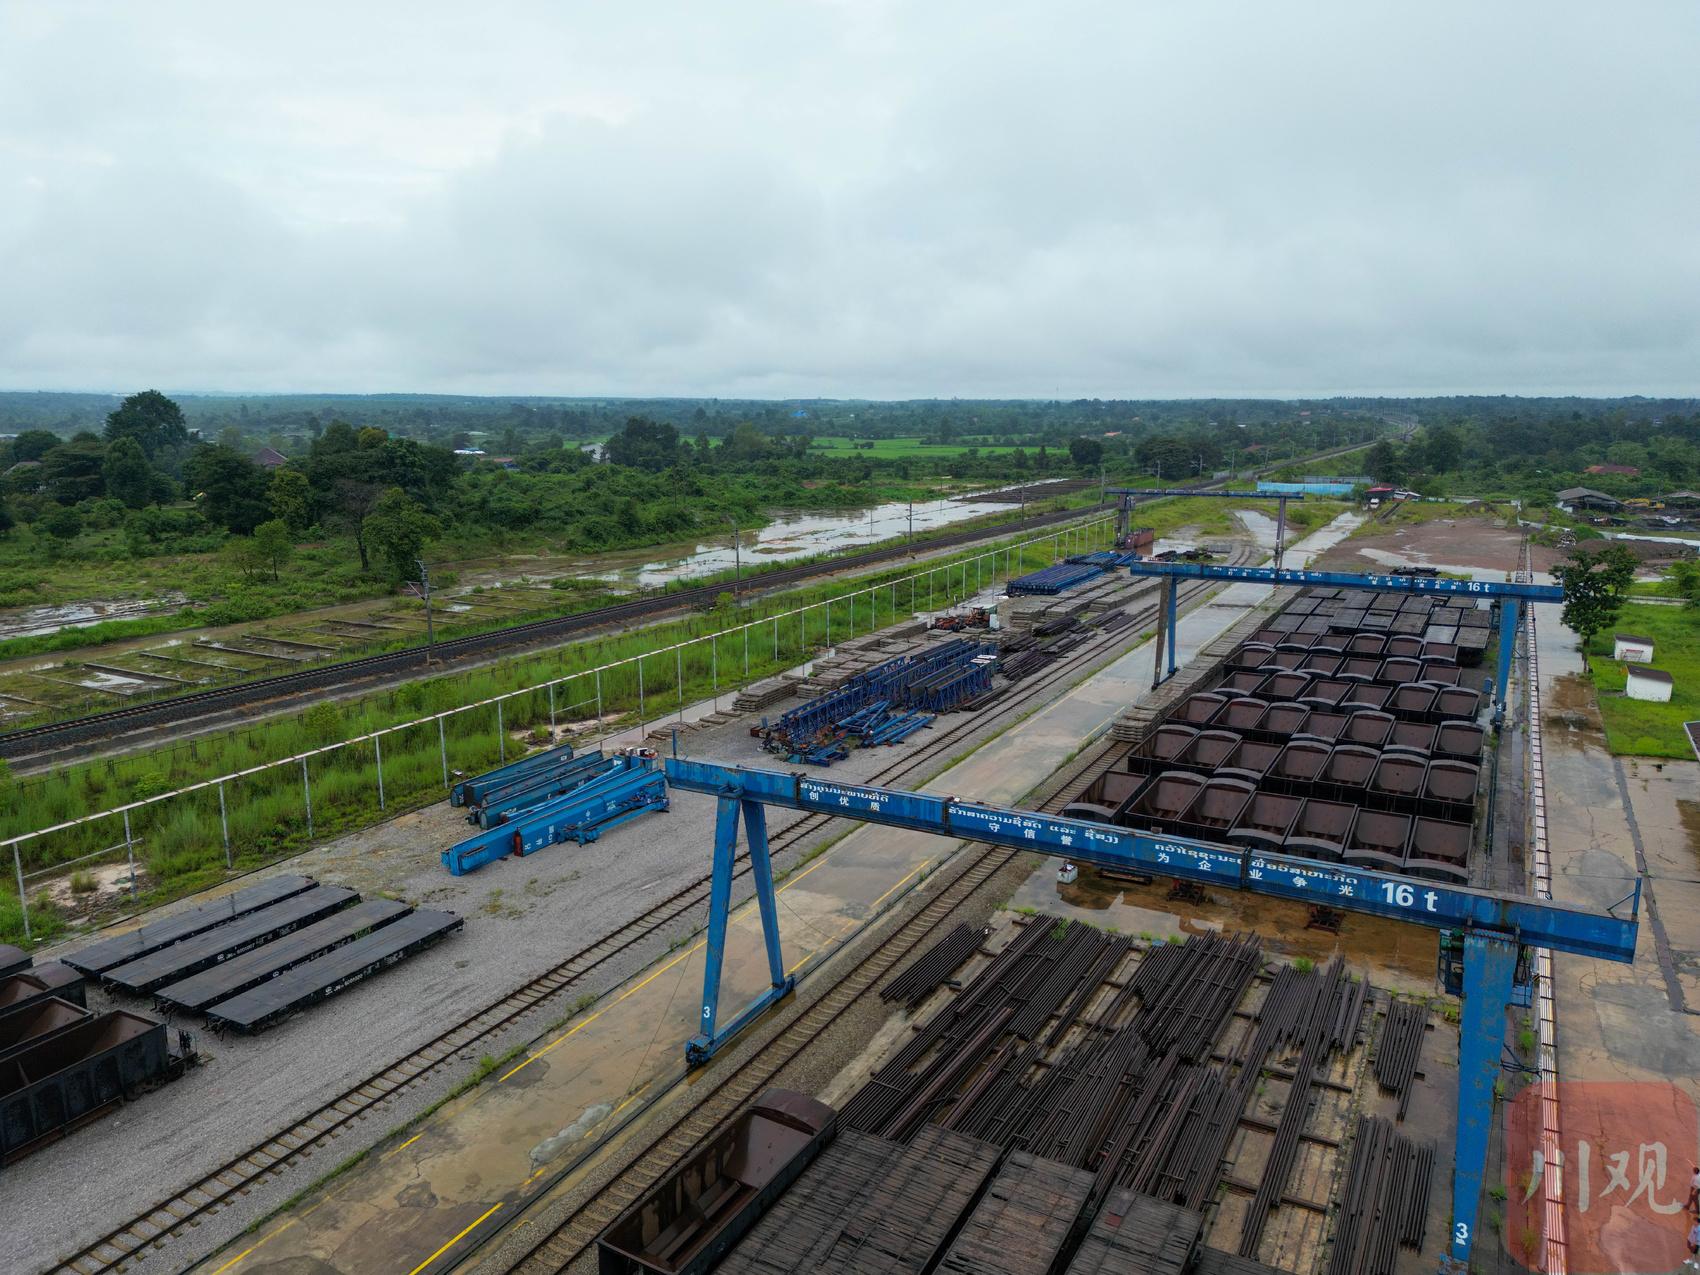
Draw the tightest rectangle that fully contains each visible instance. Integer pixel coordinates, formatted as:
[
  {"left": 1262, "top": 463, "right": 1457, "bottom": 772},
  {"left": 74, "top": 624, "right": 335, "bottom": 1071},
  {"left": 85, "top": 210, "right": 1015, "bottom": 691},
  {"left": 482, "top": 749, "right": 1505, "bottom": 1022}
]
[
  {"left": 882, "top": 923, "right": 986, "bottom": 1010},
  {"left": 1323, "top": 1116, "right": 1434, "bottom": 1275},
  {"left": 1371, "top": 998, "right": 1427, "bottom": 1120}
]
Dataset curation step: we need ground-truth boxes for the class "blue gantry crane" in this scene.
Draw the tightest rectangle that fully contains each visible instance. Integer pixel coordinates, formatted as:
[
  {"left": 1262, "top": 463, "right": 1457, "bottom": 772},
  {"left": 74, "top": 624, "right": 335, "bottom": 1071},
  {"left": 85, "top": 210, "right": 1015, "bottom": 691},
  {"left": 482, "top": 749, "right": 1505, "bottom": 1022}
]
[
  {"left": 662, "top": 757, "right": 1639, "bottom": 1268},
  {"left": 1105, "top": 487, "right": 1302, "bottom": 563},
  {"left": 1120, "top": 561, "right": 1563, "bottom": 705}
]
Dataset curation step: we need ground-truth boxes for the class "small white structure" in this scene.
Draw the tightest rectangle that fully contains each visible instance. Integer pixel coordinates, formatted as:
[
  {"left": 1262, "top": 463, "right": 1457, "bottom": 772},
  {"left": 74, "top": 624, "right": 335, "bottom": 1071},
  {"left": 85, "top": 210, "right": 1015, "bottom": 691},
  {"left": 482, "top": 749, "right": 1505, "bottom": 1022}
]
[
  {"left": 1626, "top": 666, "right": 1673, "bottom": 703},
  {"left": 1614, "top": 634, "right": 1655, "bottom": 663}
]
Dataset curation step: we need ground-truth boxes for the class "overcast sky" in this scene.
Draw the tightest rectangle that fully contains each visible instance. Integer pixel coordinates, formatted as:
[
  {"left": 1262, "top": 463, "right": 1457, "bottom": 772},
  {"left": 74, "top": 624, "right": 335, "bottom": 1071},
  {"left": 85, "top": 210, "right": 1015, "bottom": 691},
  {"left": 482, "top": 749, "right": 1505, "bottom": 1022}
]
[{"left": 2, "top": 2, "right": 1697, "bottom": 400}]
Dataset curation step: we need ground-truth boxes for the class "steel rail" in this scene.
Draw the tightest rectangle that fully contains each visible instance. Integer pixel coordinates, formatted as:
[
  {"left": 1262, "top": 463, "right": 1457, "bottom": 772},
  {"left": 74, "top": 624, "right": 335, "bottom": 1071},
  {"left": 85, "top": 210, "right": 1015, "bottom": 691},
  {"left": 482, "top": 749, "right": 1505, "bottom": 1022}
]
[{"left": 46, "top": 545, "right": 1246, "bottom": 1275}]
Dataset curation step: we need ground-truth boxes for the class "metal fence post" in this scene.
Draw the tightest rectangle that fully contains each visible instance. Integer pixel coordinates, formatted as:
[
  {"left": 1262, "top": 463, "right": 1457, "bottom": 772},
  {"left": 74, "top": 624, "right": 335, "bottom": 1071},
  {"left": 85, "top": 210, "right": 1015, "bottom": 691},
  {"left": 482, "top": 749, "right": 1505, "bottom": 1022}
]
[
  {"left": 374, "top": 734, "right": 386, "bottom": 811},
  {"left": 218, "top": 781, "right": 232, "bottom": 868},
  {"left": 744, "top": 625, "right": 750, "bottom": 675},
  {"left": 122, "top": 810, "right": 137, "bottom": 897},
  {"left": 638, "top": 658, "right": 646, "bottom": 735},
  {"left": 595, "top": 670, "right": 605, "bottom": 745},
  {"left": 301, "top": 758, "right": 314, "bottom": 841},
  {"left": 548, "top": 682, "right": 557, "bottom": 737},
  {"left": 826, "top": 600, "right": 832, "bottom": 648},
  {"left": 438, "top": 717, "right": 449, "bottom": 789},
  {"left": 497, "top": 700, "right": 506, "bottom": 763},
  {"left": 711, "top": 638, "right": 718, "bottom": 704},
  {"left": 13, "top": 844, "right": 30, "bottom": 942},
  {"left": 676, "top": 646, "right": 684, "bottom": 721}
]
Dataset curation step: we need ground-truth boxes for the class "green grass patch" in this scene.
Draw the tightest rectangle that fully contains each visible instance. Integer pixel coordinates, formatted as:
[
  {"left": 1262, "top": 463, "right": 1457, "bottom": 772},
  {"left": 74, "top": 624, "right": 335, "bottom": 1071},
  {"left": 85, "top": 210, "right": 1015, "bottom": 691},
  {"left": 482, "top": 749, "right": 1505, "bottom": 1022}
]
[
  {"left": 807, "top": 435, "right": 1030, "bottom": 458},
  {"left": 1585, "top": 603, "right": 1699, "bottom": 758}
]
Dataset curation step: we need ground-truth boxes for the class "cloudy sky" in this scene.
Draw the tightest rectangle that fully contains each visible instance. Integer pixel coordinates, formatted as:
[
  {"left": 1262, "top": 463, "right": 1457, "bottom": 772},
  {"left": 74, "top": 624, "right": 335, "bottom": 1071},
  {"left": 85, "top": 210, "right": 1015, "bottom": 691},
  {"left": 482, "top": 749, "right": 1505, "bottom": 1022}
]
[{"left": 2, "top": 2, "right": 1696, "bottom": 399}]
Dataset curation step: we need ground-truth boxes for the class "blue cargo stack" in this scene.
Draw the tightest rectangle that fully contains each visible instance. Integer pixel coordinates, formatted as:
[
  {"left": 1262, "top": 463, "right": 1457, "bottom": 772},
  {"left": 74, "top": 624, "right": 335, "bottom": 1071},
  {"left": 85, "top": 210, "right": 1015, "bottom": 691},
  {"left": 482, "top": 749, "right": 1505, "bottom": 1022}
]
[
  {"left": 450, "top": 739, "right": 574, "bottom": 808},
  {"left": 763, "top": 639, "right": 993, "bottom": 765},
  {"left": 469, "top": 749, "right": 611, "bottom": 827},
  {"left": 1008, "top": 561, "right": 1104, "bottom": 596},
  {"left": 1066, "top": 550, "right": 1144, "bottom": 568},
  {"left": 442, "top": 751, "right": 669, "bottom": 875}
]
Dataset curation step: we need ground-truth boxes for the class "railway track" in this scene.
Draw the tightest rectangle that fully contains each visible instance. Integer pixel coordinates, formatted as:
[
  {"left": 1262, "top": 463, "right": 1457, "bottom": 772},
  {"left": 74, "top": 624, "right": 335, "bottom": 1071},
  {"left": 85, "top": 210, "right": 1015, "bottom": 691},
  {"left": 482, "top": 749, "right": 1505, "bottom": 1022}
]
[
  {"left": 46, "top": 545, "right": 1249, "bottom": 1275},
  {"left": 487, "top": 720, "right": 1129, "bottom": 1275},
  {"left": 3, "top": 428, "right": 1389, "bottom": 764},
  {"left": 0, "top": 500, "right": 1114, "bottom": 762}
]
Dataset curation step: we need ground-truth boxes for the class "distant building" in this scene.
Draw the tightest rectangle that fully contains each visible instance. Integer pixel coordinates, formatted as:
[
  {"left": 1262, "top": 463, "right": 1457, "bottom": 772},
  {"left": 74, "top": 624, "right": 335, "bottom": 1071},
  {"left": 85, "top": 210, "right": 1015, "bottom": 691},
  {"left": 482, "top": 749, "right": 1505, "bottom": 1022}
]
[
  {"left": 1661, "top": 490, "right": 1700, "bottom": 507},
  {"left": 1613, "top": 634, "right": 1655, "bottom": 663},
  {"left": 1625, "top": 666, "right": 1673, "bottom": 703},
  {"left": 1585, "top": 463, "right": 1641, "bottom": 477},
  {"left": 487, "top": 456, "right": 519, "bottom": 470},
  {"left": 453, "top": 448, "right": 486, "bottom": 458},
  {"left": 252, "top": 446, "right": 288, "bottom": 469},
  {"left": 1555, "top": 487, "right": 1622, "bottom": 512}
]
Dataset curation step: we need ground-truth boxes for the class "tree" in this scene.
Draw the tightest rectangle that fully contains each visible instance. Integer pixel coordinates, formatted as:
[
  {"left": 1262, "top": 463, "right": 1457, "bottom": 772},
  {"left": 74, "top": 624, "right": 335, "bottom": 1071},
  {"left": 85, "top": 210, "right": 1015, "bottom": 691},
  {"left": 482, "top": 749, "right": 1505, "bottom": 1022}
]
[
  {"left": 363, "top": 488, "right": 442, "bottom": 578},
  {"left": 267, "top": 468, "right": 314, "bottom": 534},
  {"left": 42, "top": 436, "right": 108, "bottom": 505},
  {"left": 11, "top": 430, "right": 60, "bottom": 462},
  {"left": 40, "top": 504, "right": 83, "bottom": 543},
  {"left": 604, "top": 417, "right": 680, "bottom": 472},
  {"left": 1068, "top": 436, "right": 1105, "bottom": 468},
  {"left": 1365, "top": 439, "right": 1398, "bottom": 481},
  {"left": 183, "top": 444, "right": 270, "bottom": 533},
  {"left": 102, "top": 437, "right": 155, "bottom": 509},
  {"left": 0, "top": 503, "right": 13, "bottom": 537},
  {"left": 1423, "top": 426, "right": 1463, "bottom": 474},
  {"left": 223, "top": 534, "right": 267, "bottom": 581},
  {"left": 1552, "top": 544, "right": 1637, "bottom": 650},
  {"left": 251, "top": 520, "right": 295, "bottom": 582},
  {"left": 104, "top": 390, "right": 189, "bottom": 463}
]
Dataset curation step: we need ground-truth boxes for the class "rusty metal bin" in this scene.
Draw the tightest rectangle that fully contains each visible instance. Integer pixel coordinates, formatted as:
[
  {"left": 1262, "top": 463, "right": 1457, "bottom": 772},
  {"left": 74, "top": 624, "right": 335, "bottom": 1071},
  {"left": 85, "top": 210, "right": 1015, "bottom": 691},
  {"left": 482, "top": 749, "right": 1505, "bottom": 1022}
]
[
  {"left": 1222, "top": 671, "right": 1266, "bottom": 695},
  {"left": 1340, "top": 656, "right": 1383, "bottom": 680},
  {"left": 1184, "top": 777, "right": 1257, "bottom": 834},
  {"left": 1174, "top": 693, "right": 1228, "bottom": 726},
  {"left": 1182, "top": 730, "right": 1241, "bottom": 770},
  {"left": 1218, "top": 740, "right": 1282, "bottom": 785},
  {"left": 0, "top": 1011, "right": 171, "bottom": 1162},
  {"left": 0, "top": 964, "right": 86, "bottom": 1021},
  {"left": 1346, "top": 634, "right": 1387, "bottom": 656},
  {"left": 1424, "top": 759, "right": 1479, "bottom": 817},
  {"left": 1284, "top": 799, "right": 1358, "bottom": 863},
  {"left": 1420, "top": 663, "right": 1462, "bottom": 686},
  {"left": 1219, "top": 698, "right": 1269, "bottom": 733},
  {"left": 1267, "top": 649, "right": 1308, "bottom": 671},
  {"left": 1435, "top": 687, "right": 1481, "bottom": 722},
  {"left": 1345, "top": 810, "right": 1413, "bottom": 871},
  {"left": 1228, "top": 793, "right": 1302, "bottom": 853},
  {"left": 1255, "top": 671, "right": 1312, "bottom": 702},
  {"left": 1391, "top": 685, "right": 1437, "bottom": 719},
  {"left": 1385, "top": 635, "right": 1426, "bottom": 658},
  {"left": 1296, "top": 711, "right": 1348, "bottom": 742},
  {"left": 1256, "top": 702, "right": 1309, "bottom": 739},
  {"left": 0, "top": 999, "right": 92, "bottom": 1066},
  {"left": 1064, "top": 770, "right": 1153, "bottom": 824},
  {"left": 1368, "top": 752, "right": 1426, "bottom": 810},
  {"left": 1123, "top": 771, "right": 1208, "bottom": 834},
  {"left": 1321, "top": 744, "right": 1380, "bottom": 801},
  {"left": 1434, "top": 721, "right": 1484, "bottom": 760},
  {"left": 1339, "top": 684, "right": 1393, "bottom": 713},
  {"left": 1228, "top": 643, "right": 1275, "bottom": 673},
  {"left": 1405, "top": 819, "right": 1471, "bottom": 883},
  {"left": 1268, "top": 741, "right": 1333, "bottom": 795},
  {"left": 1377, "top": 657, "right": 1425, "bottom": 686},
  {"left": 1424, "top": 643, "right": 1460, "bottom": 665},
  {"left": 1143, "top": 725, "right": 1198, "bottom": 764},
  {"left": 1300, "top": 655, "right": 1342, "bottom": 677},
  {"left": 1390, "top": 722, "right": 1438, "bottom": 754},
  {"left": 1344, "top": 711, "right": 1395, "bottom": 749},
  {"left": 596, "top": 1090, "right": 837, "bottom": 1275}
]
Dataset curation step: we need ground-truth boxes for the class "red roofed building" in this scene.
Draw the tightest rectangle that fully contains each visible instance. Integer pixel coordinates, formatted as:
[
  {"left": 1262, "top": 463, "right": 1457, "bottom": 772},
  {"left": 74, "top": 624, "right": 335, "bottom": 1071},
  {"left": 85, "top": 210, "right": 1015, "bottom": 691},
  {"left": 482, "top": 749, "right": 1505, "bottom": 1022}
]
[{"left": 1584, "top": 463, "right": 1641, "bottom": 477}]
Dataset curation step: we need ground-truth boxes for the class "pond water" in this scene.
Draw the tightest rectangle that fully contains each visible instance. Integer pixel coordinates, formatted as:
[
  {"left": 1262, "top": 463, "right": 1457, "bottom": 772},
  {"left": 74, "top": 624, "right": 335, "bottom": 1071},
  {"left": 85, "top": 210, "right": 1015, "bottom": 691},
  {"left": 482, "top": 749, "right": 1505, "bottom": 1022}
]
[{"left": 0, "top": 593, "right": 187, "bottom": 642}]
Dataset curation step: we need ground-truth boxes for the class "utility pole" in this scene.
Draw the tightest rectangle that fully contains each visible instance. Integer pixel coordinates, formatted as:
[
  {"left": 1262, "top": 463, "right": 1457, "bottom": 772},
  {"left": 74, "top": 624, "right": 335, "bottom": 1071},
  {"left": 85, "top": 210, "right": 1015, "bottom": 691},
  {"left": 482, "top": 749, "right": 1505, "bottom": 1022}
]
[
  {"left": 907, "top": 498, "right": 914, "bottom": 547},
  {"left": 417, "top": 559, "right": 435, "bottom": 662},
  {"left": 725, "top": 517, "right": 741, "bottom": 594}
]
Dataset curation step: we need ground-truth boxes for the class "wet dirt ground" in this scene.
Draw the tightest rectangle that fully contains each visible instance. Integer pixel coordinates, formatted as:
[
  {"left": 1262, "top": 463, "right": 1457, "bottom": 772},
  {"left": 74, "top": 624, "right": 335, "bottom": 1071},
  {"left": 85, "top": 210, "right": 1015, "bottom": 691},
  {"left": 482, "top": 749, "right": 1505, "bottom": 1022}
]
[
  {"left": 1315, "top": 512, "right": 1554, "bottom": 576},
  {"left": 187, "top": 517, "right": 1364, "bottom": 1275}
]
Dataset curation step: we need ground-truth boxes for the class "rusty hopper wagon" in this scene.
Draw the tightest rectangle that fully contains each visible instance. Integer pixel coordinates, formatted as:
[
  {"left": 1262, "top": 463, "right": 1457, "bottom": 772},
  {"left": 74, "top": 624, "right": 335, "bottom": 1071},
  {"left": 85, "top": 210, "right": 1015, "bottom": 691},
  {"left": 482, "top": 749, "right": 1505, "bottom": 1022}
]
[{"left": 596, "top": 1090, "right": 836, "bottom": 1275}]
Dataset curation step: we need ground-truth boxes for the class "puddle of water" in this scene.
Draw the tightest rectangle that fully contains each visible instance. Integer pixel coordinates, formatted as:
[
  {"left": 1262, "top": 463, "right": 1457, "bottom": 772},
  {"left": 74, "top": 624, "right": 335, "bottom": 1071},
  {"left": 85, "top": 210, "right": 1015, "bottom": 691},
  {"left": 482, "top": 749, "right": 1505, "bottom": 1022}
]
[
  {"left": 0, "top": 592, "right": 186, "bottom": 641},
  {"left": 74, "top": 670, "right": 146, "bottom": 691}
]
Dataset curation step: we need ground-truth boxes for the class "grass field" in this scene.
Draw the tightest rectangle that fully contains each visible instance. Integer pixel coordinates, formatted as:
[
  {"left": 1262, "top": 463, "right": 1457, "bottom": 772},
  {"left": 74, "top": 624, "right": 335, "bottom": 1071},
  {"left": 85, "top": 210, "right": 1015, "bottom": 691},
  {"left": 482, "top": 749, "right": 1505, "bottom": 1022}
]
[{"left": 1586, "top": 602, "right": 1699, "bottom": 758}]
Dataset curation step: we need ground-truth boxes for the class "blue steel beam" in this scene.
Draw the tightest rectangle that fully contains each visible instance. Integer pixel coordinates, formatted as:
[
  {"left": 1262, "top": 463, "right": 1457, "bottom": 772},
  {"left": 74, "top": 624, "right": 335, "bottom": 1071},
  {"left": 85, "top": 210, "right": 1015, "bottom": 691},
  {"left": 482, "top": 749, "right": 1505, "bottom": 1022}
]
[
  {"left": 1119, "top": 560, "right": 1563, "bottom": 602},
  {"left": 666, "top": 757, "right": 1641, "bottom": 1267}
]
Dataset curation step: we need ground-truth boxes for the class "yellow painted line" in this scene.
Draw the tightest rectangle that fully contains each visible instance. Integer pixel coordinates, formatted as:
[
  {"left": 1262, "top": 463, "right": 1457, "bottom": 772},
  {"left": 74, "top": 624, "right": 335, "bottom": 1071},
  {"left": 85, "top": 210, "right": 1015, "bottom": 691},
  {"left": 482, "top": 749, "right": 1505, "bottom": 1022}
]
[
  {"left": 867, "top": 858, "right": 932, "bottom": 914},
  {"left": 215, "top": 1215, "right": 297, "bottom": 1273},
  {"left": 501, "top": 938, "right": 706, "bottom": 1083},
  {"left": 209, "top": 1246, "right": 255, "bottom": 1275},
  {"left": 392, "top": 1133, "right": 422, "bottom": 1155},
  {"left": 405, "top": 1201, "right": 504, "bottom": 1275}
]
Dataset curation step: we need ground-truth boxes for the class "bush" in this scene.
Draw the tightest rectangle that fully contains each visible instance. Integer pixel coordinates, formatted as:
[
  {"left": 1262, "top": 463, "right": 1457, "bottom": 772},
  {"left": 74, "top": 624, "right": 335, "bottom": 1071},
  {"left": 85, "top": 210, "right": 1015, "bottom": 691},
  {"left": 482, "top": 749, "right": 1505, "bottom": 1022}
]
[{"left": 69, "top": 869, "right": 97, "bottom": 895}]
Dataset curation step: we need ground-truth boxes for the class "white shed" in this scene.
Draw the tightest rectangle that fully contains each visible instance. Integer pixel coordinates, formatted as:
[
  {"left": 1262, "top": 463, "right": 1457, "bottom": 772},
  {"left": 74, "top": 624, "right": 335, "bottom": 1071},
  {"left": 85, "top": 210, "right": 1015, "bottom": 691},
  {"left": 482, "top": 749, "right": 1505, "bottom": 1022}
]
[
  {"left": 1626, "top": 666, "right": 1673, "bottom": 703},
  {"left": 1614, "top": 634, "right": 1655, "bottom": 663}
]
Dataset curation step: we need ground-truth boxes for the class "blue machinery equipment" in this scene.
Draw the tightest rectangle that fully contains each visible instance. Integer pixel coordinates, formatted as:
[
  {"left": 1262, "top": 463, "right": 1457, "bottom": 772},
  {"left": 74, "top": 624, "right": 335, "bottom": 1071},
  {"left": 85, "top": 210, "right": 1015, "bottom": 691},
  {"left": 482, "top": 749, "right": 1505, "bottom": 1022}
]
[
  {"left": 1122, "top": 561, "right": 1564, "bottom": 708},
  {"left": 664, "top": 757, "right": 1639, "bottom": 1267},
  {"left": 442, "top": 753, "right": 667, "bottom": 875}
]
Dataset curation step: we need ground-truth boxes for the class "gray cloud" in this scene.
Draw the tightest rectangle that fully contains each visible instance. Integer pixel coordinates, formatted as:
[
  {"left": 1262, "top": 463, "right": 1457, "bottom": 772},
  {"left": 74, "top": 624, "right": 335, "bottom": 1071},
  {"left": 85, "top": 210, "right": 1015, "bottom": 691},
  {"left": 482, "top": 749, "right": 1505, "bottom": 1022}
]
[{"left": 2, "top": 1, "right": 1697, "bottom": 397}]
